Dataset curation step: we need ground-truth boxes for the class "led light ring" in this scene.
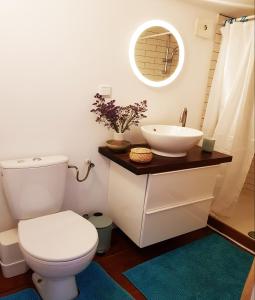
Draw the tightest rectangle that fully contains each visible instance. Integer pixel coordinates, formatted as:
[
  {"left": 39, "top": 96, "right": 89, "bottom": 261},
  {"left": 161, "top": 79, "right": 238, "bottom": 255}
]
[{"left": 129, "top": 20, "right": 185, "bottom": 88}]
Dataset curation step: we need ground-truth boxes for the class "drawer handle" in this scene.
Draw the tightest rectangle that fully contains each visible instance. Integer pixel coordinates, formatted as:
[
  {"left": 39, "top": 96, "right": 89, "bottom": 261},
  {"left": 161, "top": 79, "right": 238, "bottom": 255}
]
[{"left": 145, "top": 196, "right": 214, "bottom": 215}]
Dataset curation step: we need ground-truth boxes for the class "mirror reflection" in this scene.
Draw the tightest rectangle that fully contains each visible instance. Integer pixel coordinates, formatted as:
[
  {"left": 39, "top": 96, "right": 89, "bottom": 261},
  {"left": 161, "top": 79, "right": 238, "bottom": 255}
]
[{"left": 135, "top": 26, "right": 179, "bottom": 82}]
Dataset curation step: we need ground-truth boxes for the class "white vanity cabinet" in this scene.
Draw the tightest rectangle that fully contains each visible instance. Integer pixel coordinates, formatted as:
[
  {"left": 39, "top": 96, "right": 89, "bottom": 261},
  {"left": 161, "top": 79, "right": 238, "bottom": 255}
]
[{"left": 108, "top": 162, "right": 219, "bottom": 247}]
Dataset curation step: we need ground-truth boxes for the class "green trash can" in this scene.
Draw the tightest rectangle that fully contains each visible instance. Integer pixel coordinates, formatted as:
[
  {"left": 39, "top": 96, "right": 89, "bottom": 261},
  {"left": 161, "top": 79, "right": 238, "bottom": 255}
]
[{"left": 88, "top": 213, "right": 113, "bottom": 254}]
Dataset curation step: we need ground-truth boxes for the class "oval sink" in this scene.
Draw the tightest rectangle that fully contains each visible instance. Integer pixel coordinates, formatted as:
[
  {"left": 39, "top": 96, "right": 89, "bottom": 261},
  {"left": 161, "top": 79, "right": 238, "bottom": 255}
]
[{"left": 141, "top": 125, "right": 203, "bottom": 157}]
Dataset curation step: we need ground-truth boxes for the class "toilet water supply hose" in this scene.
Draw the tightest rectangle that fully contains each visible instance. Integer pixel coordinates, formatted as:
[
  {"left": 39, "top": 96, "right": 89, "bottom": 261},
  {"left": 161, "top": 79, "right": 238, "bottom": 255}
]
[{"left": 68, "top": 160, "right": 95, "bottom": 182}]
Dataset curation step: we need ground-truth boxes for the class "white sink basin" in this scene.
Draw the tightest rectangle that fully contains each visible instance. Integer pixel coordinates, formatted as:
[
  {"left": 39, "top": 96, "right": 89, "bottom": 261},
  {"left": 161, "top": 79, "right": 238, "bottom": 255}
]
[{"left": 141, "top": 125, "right": 203, "bottom": 157}]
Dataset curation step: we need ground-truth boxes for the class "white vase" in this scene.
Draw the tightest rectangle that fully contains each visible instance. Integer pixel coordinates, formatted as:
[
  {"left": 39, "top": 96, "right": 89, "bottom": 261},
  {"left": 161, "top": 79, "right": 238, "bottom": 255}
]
[{"left": 113, "top": 132, "right": 124, "bottom": 141}]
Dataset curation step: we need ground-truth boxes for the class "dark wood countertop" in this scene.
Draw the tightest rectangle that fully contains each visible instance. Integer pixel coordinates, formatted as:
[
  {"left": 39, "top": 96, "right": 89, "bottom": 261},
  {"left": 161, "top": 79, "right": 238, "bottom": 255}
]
[{"left": 98, "top": 145, "right": 232, "bottom": 175}]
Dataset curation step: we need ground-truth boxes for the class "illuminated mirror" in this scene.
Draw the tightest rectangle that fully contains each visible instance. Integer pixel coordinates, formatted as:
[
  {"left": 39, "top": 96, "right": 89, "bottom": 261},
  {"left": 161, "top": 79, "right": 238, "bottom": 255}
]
[{"left": 129, "top": 20, "right": 185, "bottom": 87}]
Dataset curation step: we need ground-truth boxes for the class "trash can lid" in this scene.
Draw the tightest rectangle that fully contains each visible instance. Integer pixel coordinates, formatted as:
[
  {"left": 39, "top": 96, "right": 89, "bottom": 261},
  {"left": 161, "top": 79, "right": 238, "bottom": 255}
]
[{"left": 88, "top": 213, "right": 112, "bottom": 229}]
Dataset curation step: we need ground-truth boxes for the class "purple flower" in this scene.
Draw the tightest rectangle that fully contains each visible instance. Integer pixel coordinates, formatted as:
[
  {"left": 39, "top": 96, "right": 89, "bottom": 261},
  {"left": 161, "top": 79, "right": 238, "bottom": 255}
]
[{"left": 91, "top": 94, "right": 147, "bottom": 133}]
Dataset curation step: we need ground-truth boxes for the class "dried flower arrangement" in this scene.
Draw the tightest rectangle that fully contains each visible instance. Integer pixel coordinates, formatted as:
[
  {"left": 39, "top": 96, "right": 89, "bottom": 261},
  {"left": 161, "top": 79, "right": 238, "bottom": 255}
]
[{"left": 91, "top": 93, "right": 148, "bottom": 133}]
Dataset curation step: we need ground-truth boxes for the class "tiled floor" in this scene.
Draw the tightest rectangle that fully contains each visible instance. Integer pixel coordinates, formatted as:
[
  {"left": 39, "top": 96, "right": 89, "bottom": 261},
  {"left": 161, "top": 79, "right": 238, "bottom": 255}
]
[
  {"left": 212, "top": 188, "right": 255, "bottom": 238},
  {"left": 0, "top": 227, "right": 213, "bottom": 299}
]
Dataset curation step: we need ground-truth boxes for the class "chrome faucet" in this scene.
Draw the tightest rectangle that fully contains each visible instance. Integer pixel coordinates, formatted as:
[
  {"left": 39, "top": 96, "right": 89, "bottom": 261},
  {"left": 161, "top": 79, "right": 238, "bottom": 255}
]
[{"left": 179, "top": 107, "right": 187, "bottom": 127}]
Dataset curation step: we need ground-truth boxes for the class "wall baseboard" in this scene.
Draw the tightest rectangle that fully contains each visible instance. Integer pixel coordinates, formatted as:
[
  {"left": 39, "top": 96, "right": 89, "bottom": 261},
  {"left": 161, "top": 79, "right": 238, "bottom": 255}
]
[{"left": 207, "top": 215, "right": 255, "bottom": 253}]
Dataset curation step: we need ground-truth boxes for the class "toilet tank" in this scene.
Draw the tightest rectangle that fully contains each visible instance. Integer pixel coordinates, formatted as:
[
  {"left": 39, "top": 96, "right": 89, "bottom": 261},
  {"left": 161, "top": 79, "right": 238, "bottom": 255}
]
[{"left": 0, "top": 156, "right": 68, "bottom": 220}]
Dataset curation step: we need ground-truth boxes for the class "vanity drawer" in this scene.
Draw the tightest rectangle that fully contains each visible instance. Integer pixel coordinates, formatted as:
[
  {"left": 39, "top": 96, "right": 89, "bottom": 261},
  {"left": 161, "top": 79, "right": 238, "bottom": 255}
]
[
  {"left": 144, "top": 165, "right": 219, "bottom": 211},
  {"left": 140, "top": 197, "right": 213, "bottom": 247}
]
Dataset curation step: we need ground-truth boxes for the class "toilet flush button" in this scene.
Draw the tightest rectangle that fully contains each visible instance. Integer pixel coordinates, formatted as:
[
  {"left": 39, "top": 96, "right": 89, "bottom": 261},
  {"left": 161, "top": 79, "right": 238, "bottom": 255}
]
[
  {"left": 17, "top": 160, "right": 25, "bottom": 163},
  {"left": 32, "top": 157, "right": 42, "bottom": 161}
]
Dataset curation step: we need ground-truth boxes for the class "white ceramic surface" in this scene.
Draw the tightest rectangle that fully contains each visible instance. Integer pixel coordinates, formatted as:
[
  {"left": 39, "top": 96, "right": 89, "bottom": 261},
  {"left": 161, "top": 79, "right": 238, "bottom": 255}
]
[
  {"left": 18, "top": 211, "right": 98, "bottom": 262},
  {"left": 20, "top": 240, "right": 98, "bottom": 278},
  {"left": 20, "top": 220, "right": 98, "bottom": 300},
  {"left": 0, "top": 155, "right": 68, "bottom": 169},
  {"left": 24, "top": 245, "right": 97, "bottom": 300},
  {"left": 141, "top": 125, "right": 203, "bottom": 157},
  {"left": 0, "top": 156, "right": 68, "bottom": 220},
  {"left": 0, "top": 155, "right": 98, "bottom": 300},
  {"left": 18, "top": 211, "right": 98, "bottom": 300}
]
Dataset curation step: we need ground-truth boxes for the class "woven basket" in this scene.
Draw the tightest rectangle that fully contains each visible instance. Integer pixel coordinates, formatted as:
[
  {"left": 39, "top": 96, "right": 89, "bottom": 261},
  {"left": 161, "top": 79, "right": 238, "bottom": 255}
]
[{"left": 129, "top": 147, "right": 153, "bottom": 163}]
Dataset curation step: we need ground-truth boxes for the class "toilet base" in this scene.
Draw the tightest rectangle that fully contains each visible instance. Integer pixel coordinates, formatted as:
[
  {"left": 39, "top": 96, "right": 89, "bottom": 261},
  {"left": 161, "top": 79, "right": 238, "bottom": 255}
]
[{"left": 32, "top": 272, "right": 78, "bottom": 300}]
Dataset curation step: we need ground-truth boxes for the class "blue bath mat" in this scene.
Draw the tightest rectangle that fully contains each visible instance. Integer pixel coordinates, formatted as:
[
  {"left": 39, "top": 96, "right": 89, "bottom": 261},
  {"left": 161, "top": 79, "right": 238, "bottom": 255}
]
[
  {"left": 0, "top": 289, "right": 39, "bottom": 300},
  {"left": 76, "top": 262, "right": 132, "bottom": 300},
  {"left": 124, "top": 233, "right": 254, "bottom": 300},
  {"left": 1, "top": 262, "right": 133, "bottom": 300}
]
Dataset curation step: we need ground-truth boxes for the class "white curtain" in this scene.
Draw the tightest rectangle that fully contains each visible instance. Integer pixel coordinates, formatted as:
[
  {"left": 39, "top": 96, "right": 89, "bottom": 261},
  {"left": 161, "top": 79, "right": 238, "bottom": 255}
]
[{"left": 202, "top": 20, "right": 254, "bottom": 217}]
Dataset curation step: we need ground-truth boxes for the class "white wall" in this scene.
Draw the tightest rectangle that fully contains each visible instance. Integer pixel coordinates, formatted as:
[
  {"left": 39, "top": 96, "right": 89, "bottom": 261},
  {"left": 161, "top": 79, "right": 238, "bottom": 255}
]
[{"left": 0, "top": 0, "right": 217, "bottom": 232}]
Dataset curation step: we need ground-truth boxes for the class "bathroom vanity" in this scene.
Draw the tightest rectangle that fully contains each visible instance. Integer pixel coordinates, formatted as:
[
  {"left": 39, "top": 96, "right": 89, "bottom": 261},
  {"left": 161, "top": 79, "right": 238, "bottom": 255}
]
[{"left": 99, "top": 145, "right": 232, "bottom": 247}]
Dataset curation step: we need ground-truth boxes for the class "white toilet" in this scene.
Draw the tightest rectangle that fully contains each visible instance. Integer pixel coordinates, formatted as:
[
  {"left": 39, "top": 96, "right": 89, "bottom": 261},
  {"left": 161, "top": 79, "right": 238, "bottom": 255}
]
[{"left": 0, "top": 155, "right": 98, "bottom": 300}]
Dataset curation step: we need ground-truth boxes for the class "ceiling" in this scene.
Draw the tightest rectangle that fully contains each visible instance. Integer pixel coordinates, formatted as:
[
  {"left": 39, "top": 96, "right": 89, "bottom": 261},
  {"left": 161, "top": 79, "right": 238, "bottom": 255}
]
[{"left": 183, "top": 0, "right": 255, "bottom": 17}]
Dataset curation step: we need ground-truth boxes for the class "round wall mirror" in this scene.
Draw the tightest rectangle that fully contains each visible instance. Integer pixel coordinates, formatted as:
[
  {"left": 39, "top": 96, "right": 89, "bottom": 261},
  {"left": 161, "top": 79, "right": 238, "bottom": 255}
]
[{"left": 129, "top": 20, "right": 185, "bottom": 87}]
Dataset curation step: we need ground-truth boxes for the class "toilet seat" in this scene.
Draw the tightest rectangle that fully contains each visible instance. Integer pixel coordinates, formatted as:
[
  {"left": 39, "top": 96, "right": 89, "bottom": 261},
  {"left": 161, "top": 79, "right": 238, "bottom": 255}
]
[
  {"left": 18, "top": 210, "right": 98, "bottom": 262},
  {"left": 19, "top": 241, "right": 98, "bottom": 278}
]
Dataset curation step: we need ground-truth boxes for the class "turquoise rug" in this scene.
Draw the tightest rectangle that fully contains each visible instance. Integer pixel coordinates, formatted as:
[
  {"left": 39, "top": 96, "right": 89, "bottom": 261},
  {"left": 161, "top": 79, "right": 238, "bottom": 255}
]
[
  {"left": 124, "top": 234, "right": 254, "bottom": 300},
  {"left": 0, "top": 289, "right": 39, "bottom": 300},
  {"left": 1, "top": 262, "right": 133, "bottom": 300}
]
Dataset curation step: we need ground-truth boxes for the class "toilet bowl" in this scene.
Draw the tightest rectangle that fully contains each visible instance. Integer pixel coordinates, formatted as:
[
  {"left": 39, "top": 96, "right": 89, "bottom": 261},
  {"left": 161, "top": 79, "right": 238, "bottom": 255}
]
[
  {"left": 0, "top": 155, "right": 99, "bottom": 300},
  {"left": 18, "top": 210, "right": 98, "bottom": 300}
]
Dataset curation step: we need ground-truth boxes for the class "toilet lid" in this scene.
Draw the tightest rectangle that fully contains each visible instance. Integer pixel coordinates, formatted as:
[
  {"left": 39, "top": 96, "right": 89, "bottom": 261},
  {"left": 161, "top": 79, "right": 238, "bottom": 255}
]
[{"left": 18, "top": 210, "right": 98, "bottom": 262}]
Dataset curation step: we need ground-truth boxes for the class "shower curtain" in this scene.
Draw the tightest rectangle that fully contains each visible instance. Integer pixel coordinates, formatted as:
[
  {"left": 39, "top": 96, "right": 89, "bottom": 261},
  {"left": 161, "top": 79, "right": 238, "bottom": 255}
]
[{"left": 202, "top": 20, "right": 254, "bottom": 217}]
